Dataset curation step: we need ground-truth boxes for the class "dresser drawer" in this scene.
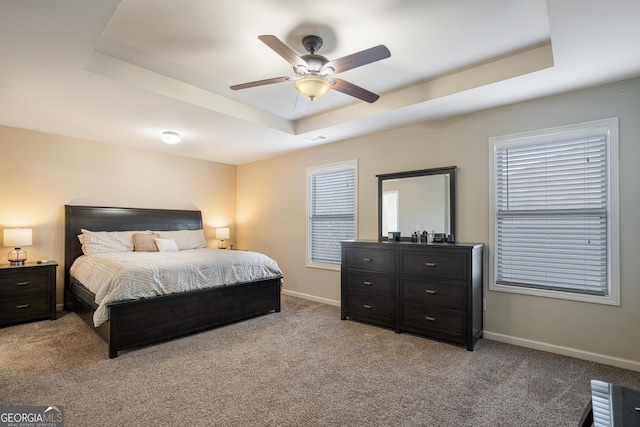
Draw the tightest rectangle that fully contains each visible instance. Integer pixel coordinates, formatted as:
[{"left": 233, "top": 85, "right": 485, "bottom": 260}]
[
  {"left": 0, "top": 294, "right": 50, "bottom": 322},
  {"left": 401, "top": 303, "right": 465, "bottom": 337},
  {"left": 401, "top": 278, "right": 465, "bottom": 309},
  {"left": 345, "top": 293, "right": 395, "bottom": 323},
  {"left": 344, "top": 247, "right": 394, "bottom": 272},
  {"left": 401, "top": 251, "right": 467, "bottom": 280},
  {"left": 0, "top": 269, "right": 50, "bottom": 297},
  {"left": 344, "top": 270, "right": 394, "bottom": 298}
]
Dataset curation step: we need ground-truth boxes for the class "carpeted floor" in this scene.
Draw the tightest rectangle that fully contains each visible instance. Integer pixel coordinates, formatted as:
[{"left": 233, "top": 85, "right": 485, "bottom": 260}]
[{"left": 1, "top": 295, "right": 639, "bottom": 426}]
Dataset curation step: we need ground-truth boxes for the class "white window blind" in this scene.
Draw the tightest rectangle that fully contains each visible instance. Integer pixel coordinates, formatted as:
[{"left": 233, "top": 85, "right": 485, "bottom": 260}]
[
  {"left": 307, "top": 162, "right": 356, "bottom": 266},
  {"left": 589, "top": 380, "right": 613, "bottom": 427},
  {"left": 495, "top": 135, "right": 608, "bottom": 295}
]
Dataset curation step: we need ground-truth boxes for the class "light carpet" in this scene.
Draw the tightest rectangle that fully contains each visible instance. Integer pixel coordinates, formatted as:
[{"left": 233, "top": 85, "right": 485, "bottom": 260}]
[{"left": 1, "top": 295, "right": 639, "bottom": 426}]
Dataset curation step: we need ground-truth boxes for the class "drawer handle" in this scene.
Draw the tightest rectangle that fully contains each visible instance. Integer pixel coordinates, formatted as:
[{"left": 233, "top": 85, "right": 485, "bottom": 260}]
[
  {"left": 425, "top": 316, "right": 437, "bottom": 322},
  {"left": 425, "top": 262, "right": 438, "bottom": 267},
  {"left": 425, "top": 289, "right": 437, "bottom": 294},
  {"left": 363, "top": 281, "right": 373, "bottom": 286},
  {"left": 363, "top": 257, "right": 373, "bottom": 262},
  {"left": 363, "top": 304, "right": 373, "bottom": 310},
  {"left": 15, "top": 304, "right": 30, "bottom": 309},
  {"left": 15, "top": 281, "right": 30, "bottom": 286}
]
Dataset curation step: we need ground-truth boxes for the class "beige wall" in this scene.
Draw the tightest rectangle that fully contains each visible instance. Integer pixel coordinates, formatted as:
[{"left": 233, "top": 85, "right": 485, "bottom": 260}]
[
  {"left": 238, "top": 77, "right": 640, "bottom": 369},
  {"left": 0, "top": 126, "right": 236, "bottom": 306}
]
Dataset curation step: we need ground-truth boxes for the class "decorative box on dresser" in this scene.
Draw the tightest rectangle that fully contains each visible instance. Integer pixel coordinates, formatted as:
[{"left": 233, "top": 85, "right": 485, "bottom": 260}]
[
  {"left": 341, "top": 241, "right": 483, "bottom": 350},
  {"left": 0, "top": 262, "right": 57, "bottom": 326}
]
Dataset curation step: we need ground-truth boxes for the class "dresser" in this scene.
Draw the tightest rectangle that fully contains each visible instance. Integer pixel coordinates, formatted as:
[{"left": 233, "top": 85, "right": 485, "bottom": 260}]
[
  {"left": 0, "top": 262, "right": 57, "bottom": 326},
  {"left": 341, "top": 241, "right": 483, "bottom": 350}
]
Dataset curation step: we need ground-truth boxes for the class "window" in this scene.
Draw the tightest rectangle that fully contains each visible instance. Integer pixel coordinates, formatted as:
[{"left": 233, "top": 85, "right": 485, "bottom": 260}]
[
  {"left": 307, "top": 160, "right": 357, "bottom": 270},
  {"left": 489, "top": 118, "right": 619, "bottom": 305}
]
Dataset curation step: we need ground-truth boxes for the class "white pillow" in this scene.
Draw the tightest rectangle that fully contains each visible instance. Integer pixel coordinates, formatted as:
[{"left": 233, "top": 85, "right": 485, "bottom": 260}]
[
  {"left": 154, "top": 238, "right": 180, "bottom": 252},
  {"left": 81, "top": 229, "right": 135, "bottom": 255},
  {"left": 156, "top": 229, "right": 207, "bottom": 250}
]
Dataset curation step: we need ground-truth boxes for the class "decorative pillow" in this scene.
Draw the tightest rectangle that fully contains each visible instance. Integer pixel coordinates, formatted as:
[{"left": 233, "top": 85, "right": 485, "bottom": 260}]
[
  {"left": 133, "top": 233, "right": 159, "bottom": 252},
  {"left": 154, "top": 238, "right": 180, "bottom": 252},
  {"left": 156, "top": 229, "right": 207, "bottom": 250},
  {"left": 81, "top": 229, "right": 135, "bottom": 255}
]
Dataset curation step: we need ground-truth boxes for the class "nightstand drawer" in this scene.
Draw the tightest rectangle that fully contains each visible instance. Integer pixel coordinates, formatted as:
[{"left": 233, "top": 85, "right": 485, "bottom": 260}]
[
  {"left": 344, "top": 270, "right": 394, "bottom": 298},
  {"left": 0, "top": 262, "right": 57, "bottom": 326},
  {"left": 0, "top": 294, "right": 50, "bottom": 322},
  {"left": 401, "top": 278, "right": 465, "bottom": 309},
  {"left": 0, "top": 269, "right": 50, "bottom": 296},
  {"left": 401, "top": 251, "right": 467, "bottom": 280}
]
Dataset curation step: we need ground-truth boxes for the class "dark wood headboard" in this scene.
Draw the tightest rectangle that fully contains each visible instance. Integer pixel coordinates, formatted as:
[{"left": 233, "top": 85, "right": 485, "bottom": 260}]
[{"left": 64, "top": 205, "right": 203, "bottom": 289}]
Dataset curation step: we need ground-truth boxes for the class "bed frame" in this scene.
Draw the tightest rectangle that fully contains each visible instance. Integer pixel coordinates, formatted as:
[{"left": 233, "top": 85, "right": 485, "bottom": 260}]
[{"left": 64, "top": 205, "right": 282, "bottom": 358}]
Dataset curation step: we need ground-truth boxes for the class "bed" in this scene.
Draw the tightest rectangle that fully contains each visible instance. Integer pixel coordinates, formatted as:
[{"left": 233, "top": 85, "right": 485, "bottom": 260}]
[{"left": 64, "top": 205, "right": 283, "bottom": 358}]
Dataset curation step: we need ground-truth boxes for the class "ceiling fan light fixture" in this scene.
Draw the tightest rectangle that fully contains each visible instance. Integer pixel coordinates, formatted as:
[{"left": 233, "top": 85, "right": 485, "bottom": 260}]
[
  {"left": 161, "top": 131, "right": 181, "bottom": 144},
  {"left": 294, "top": 76, "right": 331, "bottom": 101}
]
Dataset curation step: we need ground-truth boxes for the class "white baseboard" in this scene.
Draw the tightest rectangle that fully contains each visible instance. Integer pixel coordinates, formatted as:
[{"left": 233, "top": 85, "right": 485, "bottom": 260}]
[
  {"left": 56, "top": 303, "right": 64, "bottom": 312},
  {"left": 279, "top": 291, "right": 639, "bottom": 372},
  {"left": 484, "top": 331, "right": 640, "bottom": 372},
  {"left": 281, "top": 289, "right": 340, "bottom": 307}
]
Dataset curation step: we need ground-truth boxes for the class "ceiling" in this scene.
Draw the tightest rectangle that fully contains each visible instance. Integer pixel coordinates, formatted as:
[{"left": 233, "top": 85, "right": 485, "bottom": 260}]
[{"left": 1, "top": 0, "right": 639, "bottom": 165}]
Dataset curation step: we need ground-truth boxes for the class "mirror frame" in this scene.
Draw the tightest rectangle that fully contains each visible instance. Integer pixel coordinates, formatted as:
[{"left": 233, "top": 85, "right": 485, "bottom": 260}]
[{"left": 377, "top": 166, "right": 457, "bottom": 242}]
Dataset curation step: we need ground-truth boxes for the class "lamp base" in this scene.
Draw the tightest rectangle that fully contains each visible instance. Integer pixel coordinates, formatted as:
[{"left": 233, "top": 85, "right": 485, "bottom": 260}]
[
  {"left": 218, "top": 240, "right": 227, "bottom": 249},
  {"left": 8, "top": 248, "right": 27, "bottom": 266}
]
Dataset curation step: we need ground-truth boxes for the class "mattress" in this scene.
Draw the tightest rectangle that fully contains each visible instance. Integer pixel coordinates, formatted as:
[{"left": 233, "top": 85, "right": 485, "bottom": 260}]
[{"left": 70, "top": 248, "right": 283, "bottom": 327}]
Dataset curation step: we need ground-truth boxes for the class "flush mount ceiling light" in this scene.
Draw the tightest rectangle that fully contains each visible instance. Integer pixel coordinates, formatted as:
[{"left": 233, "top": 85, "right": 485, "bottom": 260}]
[{"left": 161, "top": 131, "right": 181, "bottom": 144}]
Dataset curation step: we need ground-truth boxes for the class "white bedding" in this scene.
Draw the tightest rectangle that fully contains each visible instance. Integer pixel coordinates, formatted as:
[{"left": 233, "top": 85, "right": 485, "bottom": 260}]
[{"left": 70, "top": 248, "right": 283, "bottom": 327}]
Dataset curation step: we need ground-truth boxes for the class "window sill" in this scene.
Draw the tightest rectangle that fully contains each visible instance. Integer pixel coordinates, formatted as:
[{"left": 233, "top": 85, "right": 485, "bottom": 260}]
[
  {"left": 489, "top": 282, "right": 620, "bottom": 306},
  {"left": 306, "top": 262, "right": 340, "bottom": 272}
]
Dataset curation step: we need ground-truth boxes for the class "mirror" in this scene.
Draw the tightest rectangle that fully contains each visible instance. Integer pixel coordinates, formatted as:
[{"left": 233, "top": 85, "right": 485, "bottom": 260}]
[{"left": 377, "top": 166, "right": 456, "bottom": 241}]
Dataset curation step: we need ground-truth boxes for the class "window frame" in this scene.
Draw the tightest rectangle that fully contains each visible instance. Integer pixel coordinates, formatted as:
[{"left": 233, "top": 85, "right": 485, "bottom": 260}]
[
  {"left": 306, "top": 160, "right": 358, "bottom": 271},
  {"left": 488, "top": 118, "right": 620, "bottom": 305}
]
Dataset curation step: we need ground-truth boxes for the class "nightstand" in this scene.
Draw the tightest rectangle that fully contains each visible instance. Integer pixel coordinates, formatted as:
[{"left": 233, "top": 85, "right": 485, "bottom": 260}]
[{"left": 0, "top": 261, "right": 57, "bottom": 326}]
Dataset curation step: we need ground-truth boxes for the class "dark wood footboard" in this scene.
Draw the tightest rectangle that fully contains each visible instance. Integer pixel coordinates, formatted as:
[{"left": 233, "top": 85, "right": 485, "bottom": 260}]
[
  {"left": 107, "top": 278, "right": 281, "bottom": 358},
  {"left": 66, "top": 278, "right": 281, "bottom": 358}
]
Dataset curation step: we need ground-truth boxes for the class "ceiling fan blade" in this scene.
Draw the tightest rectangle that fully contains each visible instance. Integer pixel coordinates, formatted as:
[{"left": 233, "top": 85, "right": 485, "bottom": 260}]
[
  {"left": 330, "top": 78, "right": 380, "bottom": 103},
  {"left": 323, "top": 45, "right": 391, "bottom": 74},
  {"left": 258, "top": 35, "right": 308, "bottom": 69},
  {"left": 230, "top": 76, "right": 291, "bottom": 90}
]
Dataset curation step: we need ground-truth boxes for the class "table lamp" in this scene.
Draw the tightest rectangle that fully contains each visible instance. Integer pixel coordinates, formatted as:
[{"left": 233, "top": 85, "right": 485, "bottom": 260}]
[
  {"left": 3, "top": 228, "right": 33, "bottom": 265},
  {"left": 216, "top": 227, "right": 230, "bottom": 249}
]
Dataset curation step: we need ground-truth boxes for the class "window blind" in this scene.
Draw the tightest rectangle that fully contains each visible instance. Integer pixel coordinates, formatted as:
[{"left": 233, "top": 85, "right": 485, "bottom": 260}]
[
  {"left": 495, "top": 135, "right": 608, "bottom": 295},
  {"left": 308, "top": 165, "right": 355, "bottom": 265},
  {"left": 589, "top": 380, "right": 613, "bottom": 427}
]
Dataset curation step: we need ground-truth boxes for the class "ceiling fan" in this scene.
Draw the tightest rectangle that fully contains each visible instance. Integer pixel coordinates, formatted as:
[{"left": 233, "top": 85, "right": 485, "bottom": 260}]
[{"left": 230, "top": 35, "right": 391, "bottom": 105}]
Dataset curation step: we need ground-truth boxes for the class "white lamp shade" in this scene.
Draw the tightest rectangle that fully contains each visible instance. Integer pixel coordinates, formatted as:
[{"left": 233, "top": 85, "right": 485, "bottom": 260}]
[
  {"left": 215, "top": 228, "right": 230, "bottom": 240},
  {"left": 3, "top": 228, "right": 32, "bottom": 247}
]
